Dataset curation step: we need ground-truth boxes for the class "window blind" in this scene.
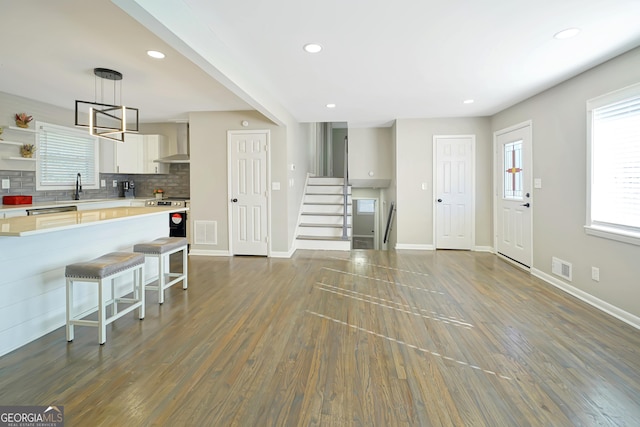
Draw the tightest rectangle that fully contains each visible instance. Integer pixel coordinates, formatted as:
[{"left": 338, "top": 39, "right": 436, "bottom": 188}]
[
  {"left": 591, "top": 92, "right": 640, "bottom": 230},
  {"left": 37, "top": 122, "right": 98, "bottom": 188}
]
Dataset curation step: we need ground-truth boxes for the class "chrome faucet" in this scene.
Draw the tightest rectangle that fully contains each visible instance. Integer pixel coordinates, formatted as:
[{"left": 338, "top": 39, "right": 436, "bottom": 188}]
[{"left": 74, "top": 173, "right": 82, "bottom": 200}]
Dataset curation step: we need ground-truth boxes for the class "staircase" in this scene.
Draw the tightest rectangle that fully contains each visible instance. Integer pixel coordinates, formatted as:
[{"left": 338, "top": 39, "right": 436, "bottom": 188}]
[{"left": 296, "top": 176, "right": 352, "bottom": 251}]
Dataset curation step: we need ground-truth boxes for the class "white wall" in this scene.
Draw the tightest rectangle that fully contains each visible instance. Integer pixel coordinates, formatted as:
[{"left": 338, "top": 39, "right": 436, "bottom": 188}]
[
  {"left": 0, "top": 92, "right": 76, "bottom": 172},
  {"left": 394, "top": 117, "right": 492, "bottom": 249},
  {"left": 492, "top": 46, "right": 640, "bottom": 322},
  {"left": 348, "top": 127, "right": 392, "bottom": 186}
]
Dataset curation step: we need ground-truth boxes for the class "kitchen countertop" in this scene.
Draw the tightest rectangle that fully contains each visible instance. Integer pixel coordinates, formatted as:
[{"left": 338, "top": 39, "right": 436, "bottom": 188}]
[
  {"left": 0, "top": 198, "right": 151, "bottom": 213},
  {"left": 0, "top": 205, "right": 187, "bottom": 237}
]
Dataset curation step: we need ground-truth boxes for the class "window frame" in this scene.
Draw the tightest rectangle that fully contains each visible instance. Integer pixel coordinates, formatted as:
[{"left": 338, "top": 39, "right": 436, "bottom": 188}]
[{"left": 585, "top": 82, "right": 640, "bottom": 246}]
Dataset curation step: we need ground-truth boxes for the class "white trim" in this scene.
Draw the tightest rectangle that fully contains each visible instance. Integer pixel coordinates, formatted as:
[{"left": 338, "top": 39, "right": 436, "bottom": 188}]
[
  {"left": 493, "top": 120, "right": 534, "bottom": 269},
  {"left": 395, "top": 243, "right": 435, "bottom": 250},
  {"left": 352, "top": 196, "right": 380, "bottom": 250},
  {"left": 473, "top": 246, "right": 493, "bottom": 253},
  {"left": 293, "top": 173, "right": 313, "bottom": 245},
  {"left": 189, "top": 249, "right": 232, "bottom": 257},
  {"left": 584, "top": 225, "right": 640, "bottom": 246},
  {"left": 532, "top": 268, "right": 640, "bottom": 330},
  {"left": 227, "top": 130, "right": 271, "bottom": 256},
  {"left": 585, "top": 83, "right": 640, "bottom": 245},
  {"left": 433, "top": 134, "right": 476, "bottom": 250},
  {"left": 271, "top": 248, "right": 295, "bottom": 258}
]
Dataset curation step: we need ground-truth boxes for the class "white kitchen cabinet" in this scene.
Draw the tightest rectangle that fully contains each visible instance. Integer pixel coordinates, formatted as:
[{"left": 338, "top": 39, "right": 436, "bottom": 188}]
[
  {"left": 143, "top": 135, "right": 167, "bottom": 174},
  {"left": 100, "top": 134, "right": 165, "bottom": 174}
]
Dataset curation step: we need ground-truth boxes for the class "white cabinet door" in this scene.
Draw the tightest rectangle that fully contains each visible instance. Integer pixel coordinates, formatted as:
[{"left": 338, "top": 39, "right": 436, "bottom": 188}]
[
  {"left": 117, "top": 134, "right": 144, "bottom": 173},
  {"left": 143, "top": 135, "right": 166, "bottom": 174}
]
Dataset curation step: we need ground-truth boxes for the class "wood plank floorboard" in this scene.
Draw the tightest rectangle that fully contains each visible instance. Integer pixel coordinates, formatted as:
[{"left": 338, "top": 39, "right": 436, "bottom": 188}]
[{"left": 0, "top": 250, "right": 639, "bottom": 426}]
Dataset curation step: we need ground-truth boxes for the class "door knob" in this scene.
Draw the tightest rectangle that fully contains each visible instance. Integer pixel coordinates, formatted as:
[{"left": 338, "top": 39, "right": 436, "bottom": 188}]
[
  {"left": 231, "top": 198, "right": 238, "bottom": 203},
  {"left": 437, "top": 199, "right": 442, "bottom": 203},
  {"left": 521, "top": 203, "right": 530, "bottom": 207}
]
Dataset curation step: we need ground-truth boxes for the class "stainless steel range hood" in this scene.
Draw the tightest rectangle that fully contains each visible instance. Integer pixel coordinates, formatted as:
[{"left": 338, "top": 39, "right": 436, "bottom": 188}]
[{"left": 154, "top": 122, "right": 189, "bottom": 164}]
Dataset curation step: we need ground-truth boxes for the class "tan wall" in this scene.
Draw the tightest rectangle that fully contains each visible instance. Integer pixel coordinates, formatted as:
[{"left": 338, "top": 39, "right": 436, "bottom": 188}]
[
  {"left": 394, "top": 117, "right": 493, "bottom": 248},
  {"left": 492, "top": 46, "right": 640, "bottom": 319},
  {"left": 188, "top": 110, "right": 287, "bottom": 254}
]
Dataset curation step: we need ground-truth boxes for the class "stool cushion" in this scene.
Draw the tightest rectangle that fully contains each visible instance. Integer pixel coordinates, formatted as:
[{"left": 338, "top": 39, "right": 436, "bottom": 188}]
[
  {"left": 65, "top": 252, "right": 145, "bottom": 279},
  {"left": 133, "top": 237, "right": 188, "bottom": 255}
]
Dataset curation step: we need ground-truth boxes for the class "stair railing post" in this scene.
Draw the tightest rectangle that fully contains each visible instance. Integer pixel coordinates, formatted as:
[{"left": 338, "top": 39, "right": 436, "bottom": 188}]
[{"left": 342, "top": 136, "right": 349, "bottom": 240}]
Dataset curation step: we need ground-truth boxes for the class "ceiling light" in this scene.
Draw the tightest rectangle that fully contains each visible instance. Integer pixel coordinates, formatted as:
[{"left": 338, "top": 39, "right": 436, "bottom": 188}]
[
  {"left": 554, "top": 28, "right": 580, "bottom": 40},
  {"left": 74, "top": 68, "right": 139, "bottom": 142},
  {"left": 326, "top": 103, "right": 336, "bottom": 108},
  {"left": 463, "top": 99, "right": 474, "bottom": 104},
  {"left": 303, "top": 43, "right": 323, "bottom": 53},
  {"left": 147, "top": 50, "right": 165, "bottom": 59}
]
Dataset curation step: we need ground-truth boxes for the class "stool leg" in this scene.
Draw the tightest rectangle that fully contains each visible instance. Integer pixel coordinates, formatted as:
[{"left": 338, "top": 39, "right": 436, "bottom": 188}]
[
  {"left": 182, "top": 246, "right": 188, "bottom": 290},
  {"left": 98, "top": 279, "right": 107, "bottom": 345},
  {"left": 111, "top": 276, "right": 117, "bottom": 316},
  {"left": 138, "top": 265, "right": 145, "bottom": 319},
  {"left": 66, "top": 278, "right": 74, "bottom": 342},
  {"left": 158, "top": 254, "right": 165, "bottom": 304}
]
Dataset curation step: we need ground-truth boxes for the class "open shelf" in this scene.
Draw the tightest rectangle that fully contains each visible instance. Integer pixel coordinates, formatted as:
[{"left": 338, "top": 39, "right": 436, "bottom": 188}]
[
  {"left": 5, "top": 156, "right": 36, "bottom": 161},
  {"left": 0, "top": 140, "right": 25, "bottom": 146},
  {"left": 7, "top": 126, "right": 37, "bottom": 133}
]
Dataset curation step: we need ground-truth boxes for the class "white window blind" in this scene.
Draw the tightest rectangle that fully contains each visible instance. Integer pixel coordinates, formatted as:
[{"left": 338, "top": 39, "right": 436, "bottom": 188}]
[
  {"left": 37, "top": 122, "right": 99, "bottom": 190},
  {"left": 586, "top": 82, "right": 640, "bottom": 245}
]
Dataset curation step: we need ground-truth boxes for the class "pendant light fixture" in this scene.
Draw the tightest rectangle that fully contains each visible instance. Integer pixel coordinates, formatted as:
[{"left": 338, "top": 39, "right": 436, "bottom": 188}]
[{"left": 74, "top": 68, "right": 139, "bottom": 142}]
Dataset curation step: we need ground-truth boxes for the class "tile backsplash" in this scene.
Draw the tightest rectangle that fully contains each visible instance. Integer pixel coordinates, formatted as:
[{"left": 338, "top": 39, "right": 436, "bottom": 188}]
[{"left": 0, "top": 163, "right": 190, "bottom": 202}]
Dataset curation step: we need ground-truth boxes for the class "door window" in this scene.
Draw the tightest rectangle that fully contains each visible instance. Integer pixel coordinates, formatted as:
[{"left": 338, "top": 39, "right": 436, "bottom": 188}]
[{"left": 503, "top": 140, "right": 523, "bottom": 200}]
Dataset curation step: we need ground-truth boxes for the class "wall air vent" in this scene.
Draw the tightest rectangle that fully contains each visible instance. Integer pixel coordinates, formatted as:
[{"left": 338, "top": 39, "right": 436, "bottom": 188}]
[
  {"left": 551, "top": 257, "right": 572, "bottom": 281},
  {"left": 194, "top": 220, "right": 217, "bottom": 245}
]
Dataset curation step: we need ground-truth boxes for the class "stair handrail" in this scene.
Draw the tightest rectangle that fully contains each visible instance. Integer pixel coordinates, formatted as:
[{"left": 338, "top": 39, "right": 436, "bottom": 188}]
[{"left": 342, "top": 135, "right": 349, "bottom": 240}]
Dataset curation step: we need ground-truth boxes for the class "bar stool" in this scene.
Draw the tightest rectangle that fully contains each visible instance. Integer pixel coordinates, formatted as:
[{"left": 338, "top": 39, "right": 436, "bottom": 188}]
[
  {"left": 133, "top": 237, "right": 188, "bottom": 304},
  {"left": 65, "top": 252, "right": 145, "bottom": 344}
]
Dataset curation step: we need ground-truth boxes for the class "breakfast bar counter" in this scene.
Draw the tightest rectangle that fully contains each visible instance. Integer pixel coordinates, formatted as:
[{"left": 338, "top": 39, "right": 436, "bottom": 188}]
[
  {"left": 0, "top": 206, "right": 187, "bottom": 357},
  {"left": 0, "top": 206, "right": 186, "bottom": 236}
]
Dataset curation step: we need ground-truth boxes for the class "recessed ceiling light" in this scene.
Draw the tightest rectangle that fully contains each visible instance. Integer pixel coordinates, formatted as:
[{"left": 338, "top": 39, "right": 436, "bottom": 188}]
[
  {"left": 147, "top": 50, "right": 166, "bottom": 59},
  {"left": 303, "top": 43, "right": 323, "bottom": 53},
  {"left": 326, "top": 103, "right": 336, "bottom": 108},
  {"left": 463, "top": 99, "right": 474, "bottom": 104},
  {"left": 554, "top": 28, "right": 580, "bottom": 40}
]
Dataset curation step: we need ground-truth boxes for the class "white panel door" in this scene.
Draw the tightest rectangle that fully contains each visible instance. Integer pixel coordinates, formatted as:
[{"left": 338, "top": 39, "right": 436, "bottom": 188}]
[
  {"left": 434, "top": 135, "right": 474, "bottom": 249},
  {"left": 229, "top": 131, "right": 268, "bottom": 256},
  {"left": 495, "top": 123, "right": 532, "bottom": 267}
]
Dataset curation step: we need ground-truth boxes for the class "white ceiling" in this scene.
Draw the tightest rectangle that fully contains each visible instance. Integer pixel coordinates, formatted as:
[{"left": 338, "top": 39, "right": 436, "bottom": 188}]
[{"left": 2, "top": 0, "right": 640, "bottom": 127}]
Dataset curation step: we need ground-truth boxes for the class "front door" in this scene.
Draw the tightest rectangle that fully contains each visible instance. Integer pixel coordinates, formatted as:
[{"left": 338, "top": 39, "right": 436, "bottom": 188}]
[
  {"left": 495, "top": 122, "right": 532, "bottom": 267},
  {"left": 434, "top": 135, "right": 475, "bottom": 250},
  {"left": 228, "top": 130, "right": 269, "bottom": 256}
]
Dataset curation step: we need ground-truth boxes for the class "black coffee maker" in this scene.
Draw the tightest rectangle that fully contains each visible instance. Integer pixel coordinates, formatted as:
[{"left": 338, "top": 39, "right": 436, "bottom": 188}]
[{"left": 119, "top": 180, "right": 135, "bottom": 198}]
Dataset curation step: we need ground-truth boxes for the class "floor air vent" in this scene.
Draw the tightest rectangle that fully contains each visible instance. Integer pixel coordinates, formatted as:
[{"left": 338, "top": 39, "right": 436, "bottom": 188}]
[{"left": 551, "top": 257, "right": 572, "bottom": 281}]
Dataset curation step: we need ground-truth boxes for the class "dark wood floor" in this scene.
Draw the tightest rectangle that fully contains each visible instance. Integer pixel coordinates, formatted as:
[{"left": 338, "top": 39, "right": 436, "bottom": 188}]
[{"left": 1, "top": 250, "right": 639, "bottom": 426}]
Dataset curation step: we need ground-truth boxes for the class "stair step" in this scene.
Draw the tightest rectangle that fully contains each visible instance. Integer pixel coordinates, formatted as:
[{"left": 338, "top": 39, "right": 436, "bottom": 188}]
[
  {"left": 308, "top": 177, "right": 344, "bottom": 186},
  {"left": 297, "top": 235, "right": 350, "bottom": 241},
  {"left": 301, "top": 212, "right": 351, "bottom": 216},
  {"left": 299, "top": 223, "right": 351, "bottom": 228}
]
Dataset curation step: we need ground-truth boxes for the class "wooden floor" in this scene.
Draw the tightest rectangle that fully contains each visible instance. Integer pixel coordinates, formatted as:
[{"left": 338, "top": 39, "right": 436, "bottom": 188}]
[{"left": 1, "top": 250, "right": 639, "bottom": 426}]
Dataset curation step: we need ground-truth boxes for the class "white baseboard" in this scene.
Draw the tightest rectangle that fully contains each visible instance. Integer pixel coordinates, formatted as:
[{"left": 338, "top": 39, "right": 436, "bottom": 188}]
[
  {"left": 531, "top": 268, "right": 640, "bottom": 330},
  {"left": 189, "top": 249, "right": 231, "bottom": 257},
  {"left": 473, "top": 246, "right": 493, "bottom": 253},
  {"left": 395, "top": 243, "right": 435, "bottom": 250},
  {"left": 271, "top": 248, "right": 295, "bottom": 258}
]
